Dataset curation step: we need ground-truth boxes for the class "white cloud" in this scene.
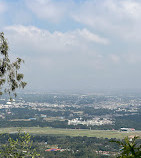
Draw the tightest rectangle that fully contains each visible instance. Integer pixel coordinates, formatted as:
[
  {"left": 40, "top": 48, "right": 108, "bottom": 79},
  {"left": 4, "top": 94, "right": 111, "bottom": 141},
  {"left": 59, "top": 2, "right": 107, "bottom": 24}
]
[
  {"left": 25, "top": 0, "right": 72, "bottom": 22},
  {"left": 4, "top": 0, "right": 141, "bottom": 41},
  {"left": 5, "top": 25, "right": 109, "bottom": 55},
  {"left": 1, "top": 1, "right": 141, "bottom": 90},
  {"left": 72, "top": 0, "right": 141, "bottom": 41},
  {"left": 4, "top": 24, "right": 141, "bottom": 90},
  {"left": 77, "top": 29, "right": 109, "bottom": 44},
  {"left": 3, "top": 25, "right": 110, "bottom": 90},
  {"left": 2, "top": 0, "right": 141, "bottom": 42}
]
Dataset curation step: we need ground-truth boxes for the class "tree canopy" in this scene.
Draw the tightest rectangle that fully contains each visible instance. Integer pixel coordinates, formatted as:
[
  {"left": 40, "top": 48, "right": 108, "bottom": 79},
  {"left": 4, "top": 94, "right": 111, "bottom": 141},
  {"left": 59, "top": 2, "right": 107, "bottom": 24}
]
[
  {"left": 0, "top": 130, "right": 39, "bottom": 158},
  {"left": 111, "top": 136, "right": 141, "bottom": 158},
  {"left": 0, "top": 32, "right": 26, "bottom": 97}
]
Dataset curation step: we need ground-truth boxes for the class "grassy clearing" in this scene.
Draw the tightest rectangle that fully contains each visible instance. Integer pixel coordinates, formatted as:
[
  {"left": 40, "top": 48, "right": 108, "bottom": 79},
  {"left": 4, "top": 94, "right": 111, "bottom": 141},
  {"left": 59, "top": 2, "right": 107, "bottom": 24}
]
[
  {"left": 0, "top": 127, "right": 141, "bottom": 139},
  {"left": 43, "top": 117, "right": 65, "bottom": 122}
]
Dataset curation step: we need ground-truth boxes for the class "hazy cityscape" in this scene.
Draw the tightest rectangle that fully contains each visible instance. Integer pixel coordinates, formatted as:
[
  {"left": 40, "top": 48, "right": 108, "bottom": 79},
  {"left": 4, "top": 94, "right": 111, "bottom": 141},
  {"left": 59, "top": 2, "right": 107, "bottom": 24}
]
[
  {"left": 0, "top": 92, "right": 141, "bottom": 130},
  {"left": 0, "top": 92, "right": 140, "bottom": 157}
]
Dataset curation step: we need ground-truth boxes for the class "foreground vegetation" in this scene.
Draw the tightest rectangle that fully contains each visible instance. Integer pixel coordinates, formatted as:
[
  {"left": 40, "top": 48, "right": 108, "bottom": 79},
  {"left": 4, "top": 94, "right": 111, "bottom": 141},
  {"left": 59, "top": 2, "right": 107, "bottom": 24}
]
[
  {"left": 0, "top": 131, "right": 140, "bottom": 158},
  {"left": 0, "top": 132, "right": 119, "bottom": 158},
  {"left": 0, "top": 131, "right": 39, "bottom": 157},
  {"left": 111, "top": 136, "right": 141, "bottom": 158}
]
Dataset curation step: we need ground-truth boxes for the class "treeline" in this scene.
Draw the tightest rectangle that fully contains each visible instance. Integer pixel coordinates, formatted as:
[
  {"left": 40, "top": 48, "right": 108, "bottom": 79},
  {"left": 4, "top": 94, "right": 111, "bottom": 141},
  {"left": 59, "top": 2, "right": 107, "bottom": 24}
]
[
  {"left": 114, "top": 114, "right": 141, "bottom": 130},
  {"left": 0, "top": 115, "right": 141, "bottom": 130}
]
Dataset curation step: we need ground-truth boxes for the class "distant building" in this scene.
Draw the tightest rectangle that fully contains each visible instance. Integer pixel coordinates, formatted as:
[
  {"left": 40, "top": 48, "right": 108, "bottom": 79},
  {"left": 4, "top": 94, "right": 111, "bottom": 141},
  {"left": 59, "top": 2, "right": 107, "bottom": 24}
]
[
  {"left": 68, "top": 118, "right": 113, "bottom": 126},
  {"left": 45, "top": 148, "right": 61, "bottom": 152},
  {"left": 120, "top": 128, "right": 135, "bottom": 132},
  {"left": 6, "top": 102, "right": 12, "bottom": 105},
  {"left": 41, "top": 114, "right": 46, "bottom": 118},
  {"left": 29, "top": 118, "right": 37, "bottom": 121}
]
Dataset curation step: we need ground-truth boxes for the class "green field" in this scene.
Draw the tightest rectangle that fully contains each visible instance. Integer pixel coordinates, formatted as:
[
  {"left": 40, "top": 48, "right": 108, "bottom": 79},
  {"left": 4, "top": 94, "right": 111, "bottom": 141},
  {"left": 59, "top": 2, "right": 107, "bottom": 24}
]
[{"left": 0, "top": 127, "right": 141, "bottom": 139}]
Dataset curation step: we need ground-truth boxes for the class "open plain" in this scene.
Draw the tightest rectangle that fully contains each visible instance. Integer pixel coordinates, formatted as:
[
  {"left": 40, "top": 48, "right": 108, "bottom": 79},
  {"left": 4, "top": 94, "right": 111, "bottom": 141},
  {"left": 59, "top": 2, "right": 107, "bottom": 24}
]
[{"left": 0, "top": 127, "right": 141, "bottom": 139}]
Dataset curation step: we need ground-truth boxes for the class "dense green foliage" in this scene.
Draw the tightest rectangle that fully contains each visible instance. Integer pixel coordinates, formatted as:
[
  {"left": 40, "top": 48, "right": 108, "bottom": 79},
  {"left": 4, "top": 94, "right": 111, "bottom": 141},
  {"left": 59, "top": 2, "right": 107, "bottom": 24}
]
[
  {"left": 0, "top": 133, "right": 120, "bottom": 158},
  {"left": 0, "top": 130, "right": 39, "bottom": 158},
  {"left": 111, "top": 136, "right": 141, "bottom": 158},
  {"left": 0, "top": 131, "right": 141, "bottom": 157}
]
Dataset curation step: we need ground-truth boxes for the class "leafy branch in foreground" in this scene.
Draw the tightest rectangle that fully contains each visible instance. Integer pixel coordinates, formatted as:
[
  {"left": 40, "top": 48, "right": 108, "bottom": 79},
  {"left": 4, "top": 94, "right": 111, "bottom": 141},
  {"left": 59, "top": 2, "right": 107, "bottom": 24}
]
[
  {"left": 111, "top": 136, "right": 141, "bottom": 158},
  {"left": 0, "top": 32, "right": 27, "bottom": 97},
  {"left": 0, "top": 130, "right": 40, "bottom": 158}
]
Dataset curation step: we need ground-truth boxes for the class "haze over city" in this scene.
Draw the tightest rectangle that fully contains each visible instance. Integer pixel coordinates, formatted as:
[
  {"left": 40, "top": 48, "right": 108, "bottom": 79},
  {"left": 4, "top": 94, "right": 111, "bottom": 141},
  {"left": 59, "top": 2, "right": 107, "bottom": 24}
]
[{"left": 0, "top": 0, "right": 141, "bottom": 91}]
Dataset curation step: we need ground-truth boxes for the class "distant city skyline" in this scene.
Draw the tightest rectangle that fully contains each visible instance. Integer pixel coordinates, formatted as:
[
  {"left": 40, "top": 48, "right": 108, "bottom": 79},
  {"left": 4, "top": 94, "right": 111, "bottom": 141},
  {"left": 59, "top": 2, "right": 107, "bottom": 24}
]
[{"left": 1, "top": 0, "right": 141, "bottom": 91}]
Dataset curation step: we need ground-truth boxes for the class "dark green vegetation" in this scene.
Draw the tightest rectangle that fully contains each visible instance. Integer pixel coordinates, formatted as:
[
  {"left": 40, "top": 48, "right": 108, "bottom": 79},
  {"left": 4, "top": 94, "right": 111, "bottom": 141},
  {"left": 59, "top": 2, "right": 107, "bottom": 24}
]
[
  {"left": 0, "top": 32, "right": 26, "bottom": 97},
  {"left": 111, "top": 136, "right": 141, "bottom": 158},
  {"left": 0, "top": 131, "right": 39, "bottom": 157},
  {"left": 0, "top": 133, "right": 121, "bottom": 158},
  {"left": 0, "top": 132, "right": 140, "bottom": 158}
]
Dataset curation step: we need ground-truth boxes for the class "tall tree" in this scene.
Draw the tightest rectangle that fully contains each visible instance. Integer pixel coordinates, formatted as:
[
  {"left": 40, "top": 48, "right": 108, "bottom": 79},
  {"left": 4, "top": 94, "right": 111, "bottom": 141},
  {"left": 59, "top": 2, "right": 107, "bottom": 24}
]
[{"left": 0, "top": 32, "right": 26, "bottom": 97}]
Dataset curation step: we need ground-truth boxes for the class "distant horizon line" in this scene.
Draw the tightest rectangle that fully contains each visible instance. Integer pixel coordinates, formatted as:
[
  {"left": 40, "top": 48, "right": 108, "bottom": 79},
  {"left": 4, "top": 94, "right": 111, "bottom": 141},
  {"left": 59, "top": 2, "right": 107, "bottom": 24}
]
[{"left": 10, "top": 88, "right": 141, "bottom": 96}]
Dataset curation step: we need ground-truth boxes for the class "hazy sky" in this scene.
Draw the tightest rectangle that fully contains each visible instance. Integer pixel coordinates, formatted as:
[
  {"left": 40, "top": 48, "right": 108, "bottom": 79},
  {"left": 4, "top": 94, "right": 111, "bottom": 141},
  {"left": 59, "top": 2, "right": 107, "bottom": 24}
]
[{"left": 1, "top": 0, "right": 141, "bottom": 92}]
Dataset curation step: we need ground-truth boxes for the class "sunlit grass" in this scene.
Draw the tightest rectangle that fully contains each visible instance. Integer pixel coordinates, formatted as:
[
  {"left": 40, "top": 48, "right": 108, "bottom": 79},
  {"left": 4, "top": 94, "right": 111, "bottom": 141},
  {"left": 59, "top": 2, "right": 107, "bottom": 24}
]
[{"left": 0, "top": 127, "right": 141, "bottom": 139}]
